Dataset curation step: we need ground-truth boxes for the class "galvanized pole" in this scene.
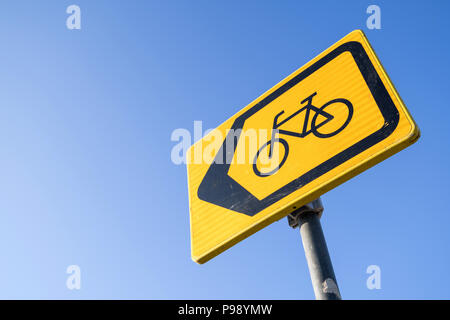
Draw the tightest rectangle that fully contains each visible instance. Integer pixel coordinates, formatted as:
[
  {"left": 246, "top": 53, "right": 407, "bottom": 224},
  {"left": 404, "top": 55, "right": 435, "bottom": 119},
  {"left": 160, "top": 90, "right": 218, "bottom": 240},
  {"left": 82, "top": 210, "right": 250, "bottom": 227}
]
[{"left": 288, "top": 198, "right": 341, "bottom": 300}]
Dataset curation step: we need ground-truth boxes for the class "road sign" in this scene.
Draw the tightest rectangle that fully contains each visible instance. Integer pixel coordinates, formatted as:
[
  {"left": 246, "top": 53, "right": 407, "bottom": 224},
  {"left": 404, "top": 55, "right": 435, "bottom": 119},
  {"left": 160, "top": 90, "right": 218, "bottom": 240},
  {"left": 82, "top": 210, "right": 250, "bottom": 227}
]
[{"left": 187, "top": 30, "right": 420, "bottom": 264}]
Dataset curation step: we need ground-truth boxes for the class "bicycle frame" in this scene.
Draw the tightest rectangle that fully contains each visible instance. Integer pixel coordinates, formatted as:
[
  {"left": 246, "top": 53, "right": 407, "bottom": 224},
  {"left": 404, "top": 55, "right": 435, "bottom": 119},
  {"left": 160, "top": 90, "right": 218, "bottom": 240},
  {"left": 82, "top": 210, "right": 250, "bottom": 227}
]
[
  {"left": 268, "top": 92, "right": 330, "bottom": 156},
  {"left": 257, "top": 92, "right": 353, "bottom": 174}
]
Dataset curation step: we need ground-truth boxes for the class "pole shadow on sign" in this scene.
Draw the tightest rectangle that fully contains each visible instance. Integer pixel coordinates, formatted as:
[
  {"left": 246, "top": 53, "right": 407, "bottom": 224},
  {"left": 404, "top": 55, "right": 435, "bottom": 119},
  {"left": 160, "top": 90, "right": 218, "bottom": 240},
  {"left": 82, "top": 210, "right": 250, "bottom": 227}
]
[{"left": 197, "top": 41, "right": 399, "bottom": 216}]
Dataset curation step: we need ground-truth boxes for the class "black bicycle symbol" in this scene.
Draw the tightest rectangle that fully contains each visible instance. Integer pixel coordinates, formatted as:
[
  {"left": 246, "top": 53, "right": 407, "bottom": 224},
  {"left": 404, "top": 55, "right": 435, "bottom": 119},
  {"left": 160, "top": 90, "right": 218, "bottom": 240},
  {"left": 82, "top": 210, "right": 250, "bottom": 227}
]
[{"left": 252, "top": 92, "right": 354, "bottom": 177}]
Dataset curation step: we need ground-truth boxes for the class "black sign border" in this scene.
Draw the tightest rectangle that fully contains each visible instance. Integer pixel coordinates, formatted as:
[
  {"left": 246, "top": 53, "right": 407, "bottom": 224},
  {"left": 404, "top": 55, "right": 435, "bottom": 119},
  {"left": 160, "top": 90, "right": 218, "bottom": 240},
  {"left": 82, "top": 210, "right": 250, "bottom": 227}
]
[{"left": 198, "top": 41, "right": 399, "bottom": 216}]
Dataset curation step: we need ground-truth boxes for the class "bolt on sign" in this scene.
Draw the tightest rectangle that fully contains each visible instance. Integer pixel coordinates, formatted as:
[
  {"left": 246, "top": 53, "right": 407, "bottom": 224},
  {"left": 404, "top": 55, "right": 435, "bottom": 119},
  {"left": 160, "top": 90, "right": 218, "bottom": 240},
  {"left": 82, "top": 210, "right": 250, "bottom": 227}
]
[{"left": 187, "top": 30, "right": 420, "bottom": 264}]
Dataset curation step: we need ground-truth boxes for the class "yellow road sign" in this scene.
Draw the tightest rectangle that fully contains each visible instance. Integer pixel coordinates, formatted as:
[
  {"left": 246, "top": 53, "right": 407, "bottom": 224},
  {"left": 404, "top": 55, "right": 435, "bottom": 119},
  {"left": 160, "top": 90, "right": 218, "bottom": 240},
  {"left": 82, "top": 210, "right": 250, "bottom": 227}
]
[{"left": 187, "top": 30, "right": 420, "bottom": 264}]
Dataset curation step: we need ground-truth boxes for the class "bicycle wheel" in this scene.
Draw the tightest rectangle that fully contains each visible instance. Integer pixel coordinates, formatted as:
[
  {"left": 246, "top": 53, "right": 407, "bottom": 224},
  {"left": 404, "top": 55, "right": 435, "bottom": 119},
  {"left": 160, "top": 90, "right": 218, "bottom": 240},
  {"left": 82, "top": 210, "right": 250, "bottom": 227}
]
[
  {"left": 252, "top": 138, "right": 289, "bottom": 177},
  {"left": 311, "top": 98, "right": 353, "bottom": 138}
]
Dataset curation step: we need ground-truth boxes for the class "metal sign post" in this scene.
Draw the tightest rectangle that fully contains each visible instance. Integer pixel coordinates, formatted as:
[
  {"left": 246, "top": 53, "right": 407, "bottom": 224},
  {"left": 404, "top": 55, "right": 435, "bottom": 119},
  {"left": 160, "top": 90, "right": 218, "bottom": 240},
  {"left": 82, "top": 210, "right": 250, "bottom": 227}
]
[{"left": 288, "top": 198, "right": 341, "bottom": 300}]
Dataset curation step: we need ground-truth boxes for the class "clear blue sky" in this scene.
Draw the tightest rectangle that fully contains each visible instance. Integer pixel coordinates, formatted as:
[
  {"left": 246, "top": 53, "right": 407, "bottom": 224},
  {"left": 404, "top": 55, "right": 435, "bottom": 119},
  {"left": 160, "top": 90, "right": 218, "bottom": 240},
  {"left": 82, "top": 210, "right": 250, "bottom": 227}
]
[{"left": 0, "top": 0, "right": 448, "bottom": 299}]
